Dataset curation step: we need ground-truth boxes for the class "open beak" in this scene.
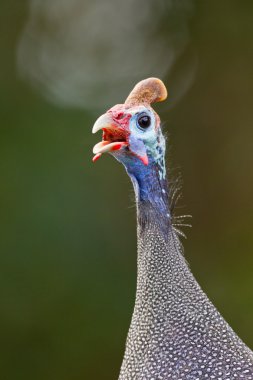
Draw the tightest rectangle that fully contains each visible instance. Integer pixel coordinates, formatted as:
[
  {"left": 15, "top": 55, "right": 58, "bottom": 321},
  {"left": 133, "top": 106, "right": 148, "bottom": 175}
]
[{"left": 92, "top": 113, "right": 128, "bottom": 162}]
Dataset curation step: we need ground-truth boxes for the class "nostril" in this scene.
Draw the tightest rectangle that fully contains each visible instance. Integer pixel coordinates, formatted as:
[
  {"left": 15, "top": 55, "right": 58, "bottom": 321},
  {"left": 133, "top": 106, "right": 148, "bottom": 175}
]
[{"left": 118, "top": 113, "right": 125, "bottom": 120}]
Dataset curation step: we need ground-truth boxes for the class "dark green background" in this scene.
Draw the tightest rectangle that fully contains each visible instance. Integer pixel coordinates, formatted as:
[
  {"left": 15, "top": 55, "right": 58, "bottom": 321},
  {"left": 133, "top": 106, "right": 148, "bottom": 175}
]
[{"left": 1, "top": 1, "right": 253, "bottom": 379}]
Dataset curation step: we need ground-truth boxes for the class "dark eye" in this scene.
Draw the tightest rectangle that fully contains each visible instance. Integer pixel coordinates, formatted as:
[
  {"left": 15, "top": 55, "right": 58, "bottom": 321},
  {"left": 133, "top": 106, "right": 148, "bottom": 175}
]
[{"left": 137, "top": 114, "right": 151, "bottom": 129}]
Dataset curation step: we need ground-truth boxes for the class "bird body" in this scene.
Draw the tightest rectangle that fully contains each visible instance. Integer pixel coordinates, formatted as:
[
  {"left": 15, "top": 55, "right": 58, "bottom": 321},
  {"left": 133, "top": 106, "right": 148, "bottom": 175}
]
[
  {"left": 119, "top": 204, "right": 253, "bottom": 379},
  {"left": 92, "top": 78, "right": 253, "bottom": 379}
]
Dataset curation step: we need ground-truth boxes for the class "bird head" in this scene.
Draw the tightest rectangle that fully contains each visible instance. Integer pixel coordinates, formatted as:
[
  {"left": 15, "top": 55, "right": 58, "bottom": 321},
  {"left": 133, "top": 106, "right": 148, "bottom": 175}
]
[{"left": 92, "top": 78, "right": 168, "bottom": 177}]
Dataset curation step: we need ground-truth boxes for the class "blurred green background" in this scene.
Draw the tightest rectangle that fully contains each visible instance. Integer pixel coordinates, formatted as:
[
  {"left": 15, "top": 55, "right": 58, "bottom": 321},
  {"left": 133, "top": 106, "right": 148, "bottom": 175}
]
[{"left": 1, "top": 1, "right": 253, "bottom": 379}]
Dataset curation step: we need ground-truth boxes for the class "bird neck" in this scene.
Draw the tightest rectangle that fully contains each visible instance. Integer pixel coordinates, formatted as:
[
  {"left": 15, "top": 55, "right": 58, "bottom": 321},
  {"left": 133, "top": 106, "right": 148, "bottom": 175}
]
[
  {"left": 120, "top": 155, "right": 199, "bottom": 377},
  {"left": 127, "top": 157, "right": 190, "bottom": 310},
  {"left": 127, "top": 158, "right": 171, "bottom": 235}
]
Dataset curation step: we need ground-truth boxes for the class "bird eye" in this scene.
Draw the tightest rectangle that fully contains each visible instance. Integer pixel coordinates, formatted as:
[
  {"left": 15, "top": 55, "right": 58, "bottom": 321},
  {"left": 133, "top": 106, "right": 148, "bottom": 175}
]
[{"left": 137, "top": 113, "right": 151, "bottom": 130}]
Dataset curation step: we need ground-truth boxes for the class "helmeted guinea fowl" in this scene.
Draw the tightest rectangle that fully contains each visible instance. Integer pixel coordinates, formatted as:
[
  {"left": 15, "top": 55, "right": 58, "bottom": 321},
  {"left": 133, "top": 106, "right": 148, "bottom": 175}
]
[{"left": 92, "top": 78, "right": 253, "bottom": 380}]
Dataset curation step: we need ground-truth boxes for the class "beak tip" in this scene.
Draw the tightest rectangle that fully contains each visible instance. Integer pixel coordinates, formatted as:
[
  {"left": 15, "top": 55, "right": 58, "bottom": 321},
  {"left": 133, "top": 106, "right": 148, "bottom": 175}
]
[{"left": 92, "top": 113, "right": 112, "bottom": 134}]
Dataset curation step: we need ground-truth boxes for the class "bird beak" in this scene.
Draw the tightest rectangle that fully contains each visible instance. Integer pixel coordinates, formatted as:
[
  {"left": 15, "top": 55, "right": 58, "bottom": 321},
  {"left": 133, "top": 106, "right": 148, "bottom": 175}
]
[
  {"left": 92, "top": 113, "right": 114, "bottom": 134},
  {"left": 92, "top": 113, "right": 128, "bottom": 162}
]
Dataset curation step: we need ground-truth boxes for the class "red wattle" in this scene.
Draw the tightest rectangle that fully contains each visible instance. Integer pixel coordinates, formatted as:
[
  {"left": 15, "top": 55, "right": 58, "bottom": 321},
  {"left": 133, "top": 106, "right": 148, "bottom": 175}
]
[
  {"left": 111, "top": 142, "right": 128, "bottom": 151},
  {"left": 139, "top": 155, "right": 149, "bottom": 166},
  {"left": 92, "top": 153, "right": 102, "bottom": 162}
]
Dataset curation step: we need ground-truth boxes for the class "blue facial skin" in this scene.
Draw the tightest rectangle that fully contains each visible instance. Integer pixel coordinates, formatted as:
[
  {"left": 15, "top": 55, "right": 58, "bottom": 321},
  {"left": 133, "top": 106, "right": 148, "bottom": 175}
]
[{"left": 111, "top": 110, "right": 170, "bottom": 222}]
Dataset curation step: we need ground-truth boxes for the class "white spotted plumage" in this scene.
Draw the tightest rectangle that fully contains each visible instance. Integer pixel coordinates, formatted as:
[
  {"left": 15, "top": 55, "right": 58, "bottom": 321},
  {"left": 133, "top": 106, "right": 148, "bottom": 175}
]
[
  {"left": 118, "top": 220, "right": 253, "bottom": 379},
  {"left": 92, "top": 78, "right": 253, "bottom": 380}
]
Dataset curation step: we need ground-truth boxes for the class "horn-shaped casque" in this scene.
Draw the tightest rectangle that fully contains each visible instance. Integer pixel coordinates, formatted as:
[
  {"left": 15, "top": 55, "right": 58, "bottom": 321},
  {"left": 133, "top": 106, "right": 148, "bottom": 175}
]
[{"left": 125, "top": 77, "right": 168, "bottom": 107}]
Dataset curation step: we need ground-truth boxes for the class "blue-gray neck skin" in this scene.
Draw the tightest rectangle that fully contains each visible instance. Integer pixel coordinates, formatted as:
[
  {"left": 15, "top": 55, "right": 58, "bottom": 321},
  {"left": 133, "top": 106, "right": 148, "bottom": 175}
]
[
  {"left": 118, "top": 146, "right": 253, "bottom": 380},
  {"left": 116, "top": 129, "right": 171, "bottom": 237},
  {"left": 127, "top": 158, "right": 171, "bottom": 236}
]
